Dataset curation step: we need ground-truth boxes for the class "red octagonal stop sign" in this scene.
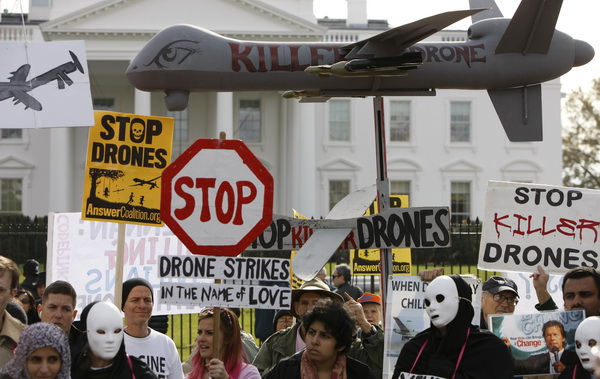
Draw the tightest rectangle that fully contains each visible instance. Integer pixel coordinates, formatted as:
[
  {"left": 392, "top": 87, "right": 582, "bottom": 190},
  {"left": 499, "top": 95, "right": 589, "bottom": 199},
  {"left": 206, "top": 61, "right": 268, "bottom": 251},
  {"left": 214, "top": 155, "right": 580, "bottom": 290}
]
[{"left": 161, "top": 138, "right": 273, "bottom": 256}]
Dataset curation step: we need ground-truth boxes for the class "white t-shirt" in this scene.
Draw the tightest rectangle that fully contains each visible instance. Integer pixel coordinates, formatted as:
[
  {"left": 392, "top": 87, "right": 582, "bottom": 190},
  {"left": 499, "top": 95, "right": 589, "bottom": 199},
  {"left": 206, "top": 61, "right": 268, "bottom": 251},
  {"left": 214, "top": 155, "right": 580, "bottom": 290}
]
[{"left": 124, "top": 328, "right": 184, "bottom": 379}]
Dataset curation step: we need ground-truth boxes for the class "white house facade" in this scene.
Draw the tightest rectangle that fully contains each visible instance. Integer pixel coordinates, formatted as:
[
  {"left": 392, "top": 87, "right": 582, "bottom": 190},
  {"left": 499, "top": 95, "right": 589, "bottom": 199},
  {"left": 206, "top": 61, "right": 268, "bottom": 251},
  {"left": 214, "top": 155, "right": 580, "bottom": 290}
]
[{"left": 0, "top": 0, "right": 563, "bottom": 223}]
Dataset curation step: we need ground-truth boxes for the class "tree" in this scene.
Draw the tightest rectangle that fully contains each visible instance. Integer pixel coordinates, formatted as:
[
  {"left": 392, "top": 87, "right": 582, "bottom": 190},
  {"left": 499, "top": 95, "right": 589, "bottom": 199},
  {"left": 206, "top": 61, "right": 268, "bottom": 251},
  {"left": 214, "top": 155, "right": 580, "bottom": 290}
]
[
  {"left": 88, "top": 168, "right": 125, "bottom": 199},
  {"left": 562, "top": 79, "right": 600, "bottom": 188}
]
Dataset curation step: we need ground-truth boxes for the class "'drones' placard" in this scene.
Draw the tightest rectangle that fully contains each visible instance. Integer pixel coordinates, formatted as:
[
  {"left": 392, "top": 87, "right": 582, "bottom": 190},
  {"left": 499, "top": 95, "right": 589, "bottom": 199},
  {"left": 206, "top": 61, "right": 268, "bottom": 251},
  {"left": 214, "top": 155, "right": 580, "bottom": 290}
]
[
  {"left": 478, "top": 181, "right": 600, "bottom": 275},
  {"left": 160, "top": 283, "right": 291, "bottom": 309},
  {"left": 158, "top": 255, "right": 289, "bottom": 281}
]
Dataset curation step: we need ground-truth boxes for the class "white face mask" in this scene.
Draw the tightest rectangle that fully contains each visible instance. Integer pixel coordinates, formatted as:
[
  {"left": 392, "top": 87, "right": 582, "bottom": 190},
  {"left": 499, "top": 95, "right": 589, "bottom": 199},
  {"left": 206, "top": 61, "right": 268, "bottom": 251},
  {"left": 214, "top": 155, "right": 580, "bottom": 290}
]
[
  {"left": 86, "top": 302, "right": 124, "bottom": 361},
  {"left": 575, "top": 316, "right": 600, "bottom": 372},
  {"left": 424, "top": 276, "right": 460, "bottom": 329}
]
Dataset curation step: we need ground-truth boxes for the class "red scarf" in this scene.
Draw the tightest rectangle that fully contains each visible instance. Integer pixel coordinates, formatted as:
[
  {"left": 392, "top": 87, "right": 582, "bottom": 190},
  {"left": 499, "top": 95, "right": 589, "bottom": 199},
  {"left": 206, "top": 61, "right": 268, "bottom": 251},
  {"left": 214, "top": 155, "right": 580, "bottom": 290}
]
[{"left": 300, "top": 351, "right": 347, "bottom": 379}]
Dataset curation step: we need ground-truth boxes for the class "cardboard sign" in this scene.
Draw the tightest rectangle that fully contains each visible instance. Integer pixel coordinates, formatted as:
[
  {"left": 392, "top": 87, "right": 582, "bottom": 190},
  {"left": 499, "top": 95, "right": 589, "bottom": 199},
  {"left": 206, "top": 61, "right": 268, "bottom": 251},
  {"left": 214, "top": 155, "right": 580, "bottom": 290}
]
[
  {"left": 81, "top": 111, "right": 173, "bottom": 226},
  {"left": 478, "top": 181, "right": 600, "bottom": 274},
  {"left": 250, "top": 206, "right": 450, "bottom": 251},
  {"left": 352, "top": 195, "right": 412, "bottom": 275},
  {"left": 47, "top": 212, "right": 208, "bottom": 317},
  {"left": 489, "top": 310, "right": 584, "bottom": 375},
  {"left": 158, "top": 255, "right": 289, "bottom": 282},
  {"left": 0, "top": 41, "right": 93, "bottom": 128},
  {"left": 160, "top": 283, "right": 291, "bottom": 309},
  {"left": 382, "top": 276, "right": 482, "bottom": 377}
]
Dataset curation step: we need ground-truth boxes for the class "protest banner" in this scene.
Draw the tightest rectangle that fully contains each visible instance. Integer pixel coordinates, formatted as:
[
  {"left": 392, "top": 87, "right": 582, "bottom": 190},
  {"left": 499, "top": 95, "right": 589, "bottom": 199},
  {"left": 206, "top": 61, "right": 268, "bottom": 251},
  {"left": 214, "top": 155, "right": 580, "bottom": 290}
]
[
  {"left": 81, "top": 111, "right": 173, "bottom": 226},
  {"left": 249, "top": 206, "right": 450, "bottom": 251},
  {"left": 0, "top": 41, "right": 94, "bottom": 128},
  {"left": 47, "top": 212, "right": 212, "bottom": 317},
  {"left": 158, "top": 255, "right": 292, "bottom": 309},
  {"left": 478, "top": 181, "right": 600, "bottom": 274},
  {"left": 352, "top": 195, "right": 411, "bottom": 275},
  {"left": 382, "top": 276, "right": 481, "bottom": 378},
  {"left": 489, "top": 310, "right": 584, "bottom": 375}
]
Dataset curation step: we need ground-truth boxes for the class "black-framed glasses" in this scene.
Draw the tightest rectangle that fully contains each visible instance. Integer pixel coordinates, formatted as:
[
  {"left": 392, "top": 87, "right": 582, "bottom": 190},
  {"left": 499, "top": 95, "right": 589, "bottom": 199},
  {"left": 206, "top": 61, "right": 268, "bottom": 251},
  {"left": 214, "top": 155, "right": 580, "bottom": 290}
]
[
  {"left": 492, "top": 293, "right": 518, "bottom": 306},
  {"left": 199, "top": 307, "right": 234, "bottom": 326},
  {"left": 332, "top": 275, "right": 339, "bottom": 278},
  {"left": 19, "top": 298, "right": 30, "bottom": 304}
]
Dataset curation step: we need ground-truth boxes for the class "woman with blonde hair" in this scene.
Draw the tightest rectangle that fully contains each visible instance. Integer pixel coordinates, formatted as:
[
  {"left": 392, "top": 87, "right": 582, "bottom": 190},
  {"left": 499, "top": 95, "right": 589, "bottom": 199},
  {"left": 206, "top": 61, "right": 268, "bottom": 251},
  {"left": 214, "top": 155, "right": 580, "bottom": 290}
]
[{"left": 187, "top": 307, "right": 259, "bottom": 379}]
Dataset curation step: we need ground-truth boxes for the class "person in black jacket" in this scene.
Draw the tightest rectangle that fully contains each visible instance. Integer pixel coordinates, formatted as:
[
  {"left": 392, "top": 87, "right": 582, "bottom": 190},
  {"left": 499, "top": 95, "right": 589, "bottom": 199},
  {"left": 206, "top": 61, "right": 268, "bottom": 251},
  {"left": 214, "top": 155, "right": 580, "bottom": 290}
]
[
  {"left": 393, "top": 274, "right": 514, "bottom": 379},
  {"left": 71, "top": 301, "right": 157, "bottom": 379},
  {"left": 266, "top": 298, "right": 377, "bottom": 379}
]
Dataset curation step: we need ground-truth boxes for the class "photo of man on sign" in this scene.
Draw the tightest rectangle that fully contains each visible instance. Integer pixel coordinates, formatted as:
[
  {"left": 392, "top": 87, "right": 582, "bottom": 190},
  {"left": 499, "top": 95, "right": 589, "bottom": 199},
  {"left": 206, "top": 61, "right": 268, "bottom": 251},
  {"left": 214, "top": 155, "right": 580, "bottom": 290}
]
[{"left": 490, "top": 310, "right": 583, "bottom": 375}]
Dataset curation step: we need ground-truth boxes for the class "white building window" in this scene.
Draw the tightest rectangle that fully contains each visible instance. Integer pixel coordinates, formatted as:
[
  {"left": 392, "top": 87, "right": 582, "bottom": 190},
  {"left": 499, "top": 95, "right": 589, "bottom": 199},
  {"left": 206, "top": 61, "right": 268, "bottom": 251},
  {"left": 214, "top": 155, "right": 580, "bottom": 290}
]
[
  {"left": 1, "top": 130, "right": 22, "bottom": 140},
  {"left": 93, "top": 98, "right": 115, "bottom": 111},
  {"left": 391, "top": 180, "right": 411, "bottom": 198},
  {"left": 167, "top": 109, "right": 189, "bottom": 143},
  {"left": 238, "top": 99, "right": 261, "bottom": 142},
  {"left": 329, "top": 180, "right": 350, "bottom": 211},
  {"left": 450, "top": 102, "right": 471, "bottom": 142},
  {"left": 329, "top": 100, "right": 350, "bottom": 142},
  {"left": 390, "top": 101, "right": 410, "bottom": 142},
  {"left": 451, "top": 181, "right": 471, "bottom": 224},
  {"left": 0, "top": 178, "right": 22, "bottom": 214}
]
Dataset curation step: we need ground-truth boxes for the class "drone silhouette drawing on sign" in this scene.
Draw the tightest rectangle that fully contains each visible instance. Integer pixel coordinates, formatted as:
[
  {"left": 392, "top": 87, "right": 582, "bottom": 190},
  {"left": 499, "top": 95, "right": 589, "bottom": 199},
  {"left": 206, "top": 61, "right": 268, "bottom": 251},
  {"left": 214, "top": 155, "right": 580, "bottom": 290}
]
[
  {"left": 0, "top": 50, "right": 84, "bottom": 111},
  {"left": 131, "top": 176, "right": 160, "bottom": 190}
]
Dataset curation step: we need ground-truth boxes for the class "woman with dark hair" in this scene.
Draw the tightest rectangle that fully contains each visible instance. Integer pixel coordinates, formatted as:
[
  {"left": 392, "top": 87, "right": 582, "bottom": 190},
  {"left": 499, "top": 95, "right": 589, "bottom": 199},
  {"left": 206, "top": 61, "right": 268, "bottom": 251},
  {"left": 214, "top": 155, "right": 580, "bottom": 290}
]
[
  {"left": 186, "top": 307, "right": 259, "bottom": 378},
  {"left": 265, "top": 298, "right": 377, "bottom": 379},
  {"left": 392, "top": 274, "right": 513, "bottom": 379},
  {"left": 0, "top": 322, "right": 70, "bottom": 379},
  {"left": 71, "top": 301, "right": 157, "bottom": 379},
  {"left": 15, "top": 289, "right": 40, "bottom": 324}
]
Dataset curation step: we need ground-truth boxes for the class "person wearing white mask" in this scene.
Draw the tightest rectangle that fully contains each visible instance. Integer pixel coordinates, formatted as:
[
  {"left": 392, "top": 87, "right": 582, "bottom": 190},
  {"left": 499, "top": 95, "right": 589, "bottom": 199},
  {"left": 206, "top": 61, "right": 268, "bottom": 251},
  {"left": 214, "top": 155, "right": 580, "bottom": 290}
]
[
  {"left": 392, "top": 274, "right": 513, "bottom": 379},
  {"left": 558, "top": 316, "right": 600, "bottom": 379},
  {"left": 71, "top": 301, "right": 157, "bottom": 379}
]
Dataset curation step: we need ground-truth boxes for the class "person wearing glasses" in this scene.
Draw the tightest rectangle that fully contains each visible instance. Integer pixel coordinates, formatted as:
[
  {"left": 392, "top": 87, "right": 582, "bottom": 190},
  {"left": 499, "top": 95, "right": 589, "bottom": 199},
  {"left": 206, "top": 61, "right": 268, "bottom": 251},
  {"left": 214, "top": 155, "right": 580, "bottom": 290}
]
[
  {"left": 15, "top": 289, "right": 40, "bottom": 325},
  {"left": 480, "top": 276, "right": 520, "bottom": 330},
  {"left": 186, "top": 307, "right": 260, "bottom": 379}
]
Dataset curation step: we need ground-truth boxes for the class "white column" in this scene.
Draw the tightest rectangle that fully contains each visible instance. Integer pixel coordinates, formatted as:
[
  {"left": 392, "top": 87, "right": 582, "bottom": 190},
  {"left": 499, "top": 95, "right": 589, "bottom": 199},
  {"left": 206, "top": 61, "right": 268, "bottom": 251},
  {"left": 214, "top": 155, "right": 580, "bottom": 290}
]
[
  {"left": 216, "top": 92, "right": 234, "bottom": 138},
  {"left": 296, "top": 102, "right": 316, "bottom": 217},
  {"left": 134, "top": 89, "right": 151, "bottom": 116},
  {"left": 48, "top": 128, "right": 73, "bottom": 212}
]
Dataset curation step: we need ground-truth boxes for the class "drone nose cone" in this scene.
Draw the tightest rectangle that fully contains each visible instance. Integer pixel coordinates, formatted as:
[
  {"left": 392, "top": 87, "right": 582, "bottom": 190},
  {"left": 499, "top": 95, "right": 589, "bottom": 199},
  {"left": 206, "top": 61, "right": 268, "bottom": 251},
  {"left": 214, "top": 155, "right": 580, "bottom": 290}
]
[{"left": 573, "top": 40, "right": 595, "bottom": 67}]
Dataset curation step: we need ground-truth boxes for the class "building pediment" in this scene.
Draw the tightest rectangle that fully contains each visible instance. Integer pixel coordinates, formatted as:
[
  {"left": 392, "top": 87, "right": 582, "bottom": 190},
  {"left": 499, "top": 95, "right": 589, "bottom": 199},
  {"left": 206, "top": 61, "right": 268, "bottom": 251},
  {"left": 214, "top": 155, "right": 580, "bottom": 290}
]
[
  {"left": 0, "top": 156, "right": 34, "bottom": 169},
  {"left": 388, "top": 158, "right": 421, "bottom": 172},
  {"left": 440, "top": 159, "right": 482, "bottom": 172},
  {"left": 41, "top": 0, "right": 326, "bottom": 40},
  {"left": 318, "top": 158, "right": 360, "bottom": 172},
  {"left": 500, "top": 160, "right": 542, "bottom": 172}
]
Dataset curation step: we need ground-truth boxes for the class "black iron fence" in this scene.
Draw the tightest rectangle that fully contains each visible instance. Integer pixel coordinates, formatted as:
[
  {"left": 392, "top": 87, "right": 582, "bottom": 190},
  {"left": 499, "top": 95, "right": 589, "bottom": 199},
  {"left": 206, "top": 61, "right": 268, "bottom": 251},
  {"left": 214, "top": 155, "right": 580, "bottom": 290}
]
[{"left": 0, "top": 216, "right": 487, "bottom": 361}]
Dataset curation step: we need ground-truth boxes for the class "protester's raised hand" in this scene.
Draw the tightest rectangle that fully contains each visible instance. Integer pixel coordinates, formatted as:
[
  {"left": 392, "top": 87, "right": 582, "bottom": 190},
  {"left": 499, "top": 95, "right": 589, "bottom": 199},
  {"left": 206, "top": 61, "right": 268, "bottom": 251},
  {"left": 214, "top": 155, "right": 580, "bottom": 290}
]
[
  {"left": 418, "top": 267, "right": 444, "bottom": 282},
  {"left": 344, "top": 292, "right": 371, "bottom": 333},
  {"left": 530, "top": 265, "right": 551, "bottom": 305}
]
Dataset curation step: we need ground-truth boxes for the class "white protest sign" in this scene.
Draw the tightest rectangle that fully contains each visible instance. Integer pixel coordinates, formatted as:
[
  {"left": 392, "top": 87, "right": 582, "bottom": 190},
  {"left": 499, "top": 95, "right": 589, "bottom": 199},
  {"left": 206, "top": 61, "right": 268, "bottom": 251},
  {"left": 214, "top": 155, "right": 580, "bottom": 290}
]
[
  {"left": 478, "top": 181, "right": 600, "bottom": 275},
  {"left": 158, "top": 255, "right": 289, "bottom": 281},
  {"left": 0, "top": 41, "right": 93, "bottom": 128},
  {"left": 47, "top": 212, "right": 210, "bottom": 317},
  {"left": 382, "top": 276, "right": 481, "bottom": 378},
  {"left": 160, "top": 283, "right": 291, "bottom": 309}
]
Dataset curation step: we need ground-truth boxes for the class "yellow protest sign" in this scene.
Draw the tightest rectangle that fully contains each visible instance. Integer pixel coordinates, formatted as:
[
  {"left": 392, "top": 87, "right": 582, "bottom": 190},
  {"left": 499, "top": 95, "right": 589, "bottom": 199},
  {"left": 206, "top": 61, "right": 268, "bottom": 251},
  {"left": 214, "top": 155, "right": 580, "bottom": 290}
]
[
  {"left": 351, "top": 195, "right": 412, "bottom": 275},
  {"left": 81, "top": 111, "right": 173, "bottom": 226}
]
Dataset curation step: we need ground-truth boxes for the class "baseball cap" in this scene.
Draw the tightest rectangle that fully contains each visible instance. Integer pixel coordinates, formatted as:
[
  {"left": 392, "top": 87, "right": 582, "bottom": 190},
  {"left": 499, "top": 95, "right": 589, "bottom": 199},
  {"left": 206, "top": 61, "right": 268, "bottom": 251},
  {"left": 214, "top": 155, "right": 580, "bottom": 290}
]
[
  {"left": 482, "top": 276, "right": 519, "bottom": 297},
  {"left": 358, "top": 292, "right": 381, "bottom": 305},
  {"left": 23, "top": 259, "right": 39, "bottom": 275}
]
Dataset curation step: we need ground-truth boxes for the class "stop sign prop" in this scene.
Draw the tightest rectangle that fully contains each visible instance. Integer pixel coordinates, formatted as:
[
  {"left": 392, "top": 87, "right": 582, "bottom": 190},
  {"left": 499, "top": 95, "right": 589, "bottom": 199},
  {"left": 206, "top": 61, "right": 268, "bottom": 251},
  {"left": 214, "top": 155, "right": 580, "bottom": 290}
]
[{"left": 161, "top": 139, "right": 274, "bottom": 256}]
